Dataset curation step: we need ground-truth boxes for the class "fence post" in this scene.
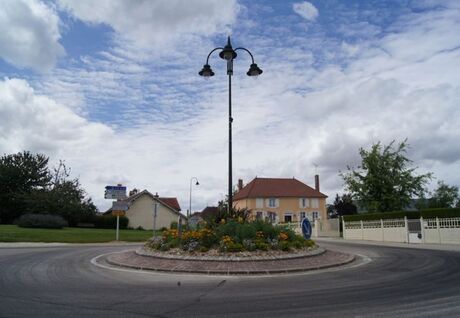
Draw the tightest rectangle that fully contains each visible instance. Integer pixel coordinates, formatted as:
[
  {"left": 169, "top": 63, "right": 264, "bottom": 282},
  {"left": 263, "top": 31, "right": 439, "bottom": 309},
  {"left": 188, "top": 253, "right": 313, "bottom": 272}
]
[
  {"left": 436, "top": 217, "right": 441, "bottom": 244},
  {"left": 404, "top": 216, "right": 409, "bottom": 243},
  {"left": 360, "top": 220, "right": 364, "bottom": 240},
  {"left": 342, "top": 217, "right": 346, "bottom": 239},
  {"left": 420, "top": 217, "right": 425, "bottom": 243},
  {"left": 381, "top": 219, "right": 384, "bottom": 242}
]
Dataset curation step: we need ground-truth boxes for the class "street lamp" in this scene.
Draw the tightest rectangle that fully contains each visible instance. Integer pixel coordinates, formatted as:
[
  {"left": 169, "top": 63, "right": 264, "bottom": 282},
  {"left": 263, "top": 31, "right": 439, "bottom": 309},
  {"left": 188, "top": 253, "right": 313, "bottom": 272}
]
[
  {"left": 189, "top": 177, "right": 199, "bottom": 218},
  {"left": 199, "top": 36, "right": 262, "bottom": 214}
]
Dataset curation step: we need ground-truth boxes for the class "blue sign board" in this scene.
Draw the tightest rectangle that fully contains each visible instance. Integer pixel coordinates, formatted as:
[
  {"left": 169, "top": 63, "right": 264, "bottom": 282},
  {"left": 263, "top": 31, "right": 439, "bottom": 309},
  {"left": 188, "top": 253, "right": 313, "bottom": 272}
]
[
  {"left": 105, "top": 186, "right": 127, "bottom": 191},
  {"left": 301, "top": 218, "right": 312, "bottom": 239}
]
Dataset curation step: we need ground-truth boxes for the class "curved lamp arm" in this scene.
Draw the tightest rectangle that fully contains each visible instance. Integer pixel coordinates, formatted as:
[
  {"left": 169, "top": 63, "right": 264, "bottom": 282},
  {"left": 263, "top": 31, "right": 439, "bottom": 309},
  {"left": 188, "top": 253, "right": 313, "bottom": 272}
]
[
  {"left": 234, "top": 47, "right": 255, "bottom": 64},
  {"left": 205, "top": 47, "right": 224, "bottom": 64}
]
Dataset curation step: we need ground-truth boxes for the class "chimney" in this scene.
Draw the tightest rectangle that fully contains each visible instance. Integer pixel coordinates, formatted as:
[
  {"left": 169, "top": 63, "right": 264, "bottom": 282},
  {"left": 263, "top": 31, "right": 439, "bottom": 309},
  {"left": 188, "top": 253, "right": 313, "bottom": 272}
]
[
  {"left": 129, "top": 188, "right": 139, "bottom": 196},
  {"left": 315, "top": 175, "right": 320, "bottom": 192},
  {"left": 238, "top": 179, "right": 244, "bottom": 191}
]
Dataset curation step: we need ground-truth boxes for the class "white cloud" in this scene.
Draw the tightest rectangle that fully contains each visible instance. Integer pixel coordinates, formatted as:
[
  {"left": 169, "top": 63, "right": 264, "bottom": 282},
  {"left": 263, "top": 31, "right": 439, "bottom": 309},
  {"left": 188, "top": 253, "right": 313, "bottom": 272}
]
[
  {"left": 0, "top": 0, "right": 64, "bottom": 72},
  {"left": 293, "top": 2, "right": 319, "bottom": 22},
  {"left": 58, "top": 0, "right": 239, "bottom": 49}
]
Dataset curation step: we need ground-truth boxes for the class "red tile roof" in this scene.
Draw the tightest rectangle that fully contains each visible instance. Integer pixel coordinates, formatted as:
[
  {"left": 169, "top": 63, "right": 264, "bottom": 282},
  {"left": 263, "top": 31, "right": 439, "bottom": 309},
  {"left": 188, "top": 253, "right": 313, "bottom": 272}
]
[
  {"left": 159, "top": 197, "right": 181, "bottom": 212},
  {"left": 233, "top": 177, "right": 327, "bottom": 200}
]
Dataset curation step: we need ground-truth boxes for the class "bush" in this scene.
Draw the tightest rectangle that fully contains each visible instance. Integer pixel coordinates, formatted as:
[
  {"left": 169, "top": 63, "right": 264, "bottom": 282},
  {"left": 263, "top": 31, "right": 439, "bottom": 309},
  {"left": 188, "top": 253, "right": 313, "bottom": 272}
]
[
  {"left": 343, "top": 211, "right": 420, "bottom": 222},
  {"left": 170, "top": 221, "right": 178, "bottom": 229},
  {"left": 343, "top": 208, "right": 460, "bottom": 222},
  {"left": 421, "top": 208, "right": 460, "bottom": 219},
  {"left": 93, "top": 215, "right": 128, "bottom": 229},
  {"left": 16, "top": 214, "right": 68, "bottom": 229}
]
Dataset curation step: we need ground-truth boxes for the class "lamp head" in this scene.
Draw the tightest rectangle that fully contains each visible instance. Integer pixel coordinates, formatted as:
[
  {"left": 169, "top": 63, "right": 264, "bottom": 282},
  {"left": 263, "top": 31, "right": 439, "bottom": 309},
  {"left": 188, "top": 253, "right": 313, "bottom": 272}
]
[
  {"left": 219, "top": 36, "right": 237, "bottom": 61},
  {"left": 199, "top": 64, "right": 214, "bottom": 77},
  {"left": 247, "top": 63, "right": 263, "bottom": 77},
  {"left": 195, "top": 181, "right": 200, "bottom": 186}
]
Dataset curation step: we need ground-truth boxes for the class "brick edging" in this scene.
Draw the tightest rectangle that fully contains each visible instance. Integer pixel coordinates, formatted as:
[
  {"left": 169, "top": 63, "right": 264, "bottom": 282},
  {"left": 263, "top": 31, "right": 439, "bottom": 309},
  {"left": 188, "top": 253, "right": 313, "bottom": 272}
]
[
  {"left": 135, "top": 246, "right": 326, "bottom": 262},
  {"left": 103, "top": 250, "right": 356, "bottom": 275}
]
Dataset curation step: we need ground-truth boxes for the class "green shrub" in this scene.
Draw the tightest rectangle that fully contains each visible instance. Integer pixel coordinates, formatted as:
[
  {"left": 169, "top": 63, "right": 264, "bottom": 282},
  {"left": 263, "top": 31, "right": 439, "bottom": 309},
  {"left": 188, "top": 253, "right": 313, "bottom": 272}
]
[
  {"left": 170, "top": 221, "right": 178, "bottom": 229},
  {"left": 159, "top": 227, "right": 168, "bottom": 232},
  {"left": 279, "top": 241, "right": 291, "bottom": 251},
  {"left": 343, "top": 208, "right": 460, "bottom": 222},
  {"left": 236, "top": 223, "right": 257, "bottom": 242},
  {"left": 93, "top": 215, "right": 128, "bottom": 229},
  {"left": 15, "top": 213, "right": 68, "bottom": 229},
  {"left": 226, "top": 242, "right": 243, "bottom": 252},
  {"left": 421, "top": 208, "right": 460, "bottom": 219},
  {"left": 255, "top": 241, "right": 269, "bottom": 251},
  {"left": 252, "top": 220, "right": 280, "bottom": 240}
]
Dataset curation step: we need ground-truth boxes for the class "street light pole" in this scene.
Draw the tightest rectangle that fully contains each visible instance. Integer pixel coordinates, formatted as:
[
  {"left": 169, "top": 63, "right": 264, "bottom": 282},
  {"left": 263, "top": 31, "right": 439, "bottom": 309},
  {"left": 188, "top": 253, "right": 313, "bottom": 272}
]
[
  {"left": 189, "top": 177, "right": 199, "bottom": 218},
  {"left": 199, "top": 37, "right": 262, "bottom": 215}
]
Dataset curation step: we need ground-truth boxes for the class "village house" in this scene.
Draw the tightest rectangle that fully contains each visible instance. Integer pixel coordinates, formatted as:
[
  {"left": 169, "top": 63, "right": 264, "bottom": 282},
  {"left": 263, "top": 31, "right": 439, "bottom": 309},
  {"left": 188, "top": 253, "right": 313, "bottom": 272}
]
[
  {"left": 233, "top": 176, "right": 328, "bottom": 223},
  {"left": 106, "top": 189, "right": 185, "bottom": 230}
]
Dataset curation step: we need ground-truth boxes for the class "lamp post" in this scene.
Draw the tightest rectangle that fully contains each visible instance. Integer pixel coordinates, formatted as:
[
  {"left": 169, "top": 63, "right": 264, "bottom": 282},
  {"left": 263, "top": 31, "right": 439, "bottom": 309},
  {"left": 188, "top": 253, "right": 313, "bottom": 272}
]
[
  {"left": 189, "top": 177, "right": 199, "bottom": 218},
  {"left": 199, "top": 36, "right": 262, "bottom": 214}
]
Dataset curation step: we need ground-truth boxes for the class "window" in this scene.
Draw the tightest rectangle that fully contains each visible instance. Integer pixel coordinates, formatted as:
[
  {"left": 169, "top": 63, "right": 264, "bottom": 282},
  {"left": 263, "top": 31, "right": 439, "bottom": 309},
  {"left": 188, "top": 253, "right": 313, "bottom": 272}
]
[
  {"left": 256, "top": 211, "right": 263, "bottom": 220},
  {"left": 311, "top": 198, "right": 319, "bottom": 208},
  {"left": 267, "top": 212, "right": 277, "bottom": 223},
  {"left": 256, "top": 198, "right": 264, "bottom": 208},
  {"left": 300, "top": 212, "right": 306, "bottom": 220},
  {"left": 299, "top": 198, "right": 309, "bottom": 208},
  {"left": 284, "top": 213, "right": 293, "bottom": 223},
  {"left": 312, "top": 211, "right": 319, "bottom": 220},
  {"left": 268, "top": 198, "right": 277, "bottom": 208}
]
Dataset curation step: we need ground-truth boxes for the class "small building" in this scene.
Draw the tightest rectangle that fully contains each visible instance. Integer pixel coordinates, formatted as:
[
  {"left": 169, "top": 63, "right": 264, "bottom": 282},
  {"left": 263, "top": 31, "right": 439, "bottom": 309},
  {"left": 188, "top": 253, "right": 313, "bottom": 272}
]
[
  {"left": 233, "top": 176, "right": 328, "bottom": 223},
  {"left": 107, "top": 190, "right": 185, "bottom": 230}
]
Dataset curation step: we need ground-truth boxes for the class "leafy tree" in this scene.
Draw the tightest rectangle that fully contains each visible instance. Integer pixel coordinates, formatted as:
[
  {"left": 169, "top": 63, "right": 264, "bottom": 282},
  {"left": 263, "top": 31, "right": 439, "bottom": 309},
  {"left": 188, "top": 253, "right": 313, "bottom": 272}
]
[
  {"left": 341, "top": 140, "right": 432, "bottom": 213},
  {"left": 428, "top": 181, "right": 459, "bottom": 209},
  {"left": 0, "top": 152, "right": 97, "bottom": 225},
  {"left": 334, "top": 194, "right": 357, "bottom": 216},
  {"left": 0, "top": 152, "right": 51, "bottom": 223}
]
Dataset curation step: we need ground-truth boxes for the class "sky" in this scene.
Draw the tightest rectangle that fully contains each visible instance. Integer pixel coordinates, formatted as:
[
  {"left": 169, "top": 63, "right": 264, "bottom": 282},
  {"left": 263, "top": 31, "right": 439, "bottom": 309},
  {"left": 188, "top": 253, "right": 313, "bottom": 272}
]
[{"left": 1, "top": 0, "right": 459, "bottom": 213}]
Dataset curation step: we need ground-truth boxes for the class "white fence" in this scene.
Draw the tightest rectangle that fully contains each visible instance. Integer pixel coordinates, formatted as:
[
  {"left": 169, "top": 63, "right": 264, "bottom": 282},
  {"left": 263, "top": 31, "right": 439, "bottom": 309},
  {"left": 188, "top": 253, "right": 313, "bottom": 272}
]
[{"left": 343, "top": 217, "right": 460, "bottom": 244}]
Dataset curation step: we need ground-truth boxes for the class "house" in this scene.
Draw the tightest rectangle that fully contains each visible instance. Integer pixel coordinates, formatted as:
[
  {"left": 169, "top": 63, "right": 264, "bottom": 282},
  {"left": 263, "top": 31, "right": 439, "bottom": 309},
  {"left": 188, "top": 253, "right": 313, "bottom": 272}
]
[
  {"left": 188, "top": 206, "right": 219, "bottom": 228},
  {"left": 106, "top": 190, "right": 185, "bottom": 230},
  {"left": 233, "top": 176, "right": 328, "bottom": 223}
]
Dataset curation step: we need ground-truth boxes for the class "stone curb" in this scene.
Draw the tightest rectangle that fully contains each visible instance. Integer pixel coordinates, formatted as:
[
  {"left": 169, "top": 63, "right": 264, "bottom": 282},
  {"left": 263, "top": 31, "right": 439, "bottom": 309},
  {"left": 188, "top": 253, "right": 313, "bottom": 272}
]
[
  {"left": 136, "top": 246, "right": 325, "bottom": 262},
  {"left": 103, "top": 250, "right": 356, "bottom": 276}
]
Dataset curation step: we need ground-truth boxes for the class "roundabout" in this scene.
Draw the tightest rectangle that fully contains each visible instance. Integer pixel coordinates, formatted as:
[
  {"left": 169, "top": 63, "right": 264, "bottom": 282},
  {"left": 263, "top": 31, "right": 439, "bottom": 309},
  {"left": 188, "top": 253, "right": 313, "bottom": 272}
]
[
  {"left": 1, "top": 240, "right": 459, "bottom": 317},
  {"left": 99, "top": 246, "right": 355, "bottom": 275}
]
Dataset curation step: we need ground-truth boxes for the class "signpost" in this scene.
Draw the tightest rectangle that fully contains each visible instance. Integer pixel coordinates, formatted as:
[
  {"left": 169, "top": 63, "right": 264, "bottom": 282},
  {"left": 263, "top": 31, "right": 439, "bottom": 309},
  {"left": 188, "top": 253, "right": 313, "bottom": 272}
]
[
  {"left": 111, "top": 201, "right": 128, "bottom": 241},
  {"left": 153, "top": 202, "right": 158, "bottom": 237},
  {"left": 105, "top": 185, "right": 128, "bottom": 241},
  {"left": 301, "top": 218, "right": 312, "bottom": 240},
  {"left": 104, "top": 185, "right": 127, "bottom": 200}
]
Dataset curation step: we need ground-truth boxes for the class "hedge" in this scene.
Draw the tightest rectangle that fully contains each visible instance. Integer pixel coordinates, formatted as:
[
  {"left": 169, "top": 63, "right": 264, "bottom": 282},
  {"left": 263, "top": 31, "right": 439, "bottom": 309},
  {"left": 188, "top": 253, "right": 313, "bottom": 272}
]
[
  {"left": 15, "top": 214, "right": 68, "bottom": 229},
  {"left": 93, "top": 215, "right": 129, "bottom": 229},
  {"left": 420, "top": 208, "right": 460, "bottom": 219},
  {"left": 343, "top": 208, "right": 460, "bottom": 222}
]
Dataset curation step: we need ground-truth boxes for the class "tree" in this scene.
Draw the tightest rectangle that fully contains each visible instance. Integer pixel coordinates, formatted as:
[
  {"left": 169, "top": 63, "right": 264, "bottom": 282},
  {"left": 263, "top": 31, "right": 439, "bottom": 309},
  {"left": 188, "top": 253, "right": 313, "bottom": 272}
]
[
  {"left": 0, "top": 152, "right": 51, "bottom": 223},
  {"left": 428, "top": 181, "right": 459, "bottom": 209},
  {"left": 0, "top": 152, "right": 97, "bottom": 225},
  {"left": 335, "top": 194, "right": 358, "bottom": 216},
  {"left": 341, "top": 140, "right": 432, "bottom": 213}
]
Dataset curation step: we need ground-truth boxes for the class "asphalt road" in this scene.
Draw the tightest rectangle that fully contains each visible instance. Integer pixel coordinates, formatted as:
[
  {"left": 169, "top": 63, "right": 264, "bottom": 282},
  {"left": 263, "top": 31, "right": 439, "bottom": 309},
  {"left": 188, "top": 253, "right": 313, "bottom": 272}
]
[{"left": 1, "top": 241, "right": 459, "bottom": 317}]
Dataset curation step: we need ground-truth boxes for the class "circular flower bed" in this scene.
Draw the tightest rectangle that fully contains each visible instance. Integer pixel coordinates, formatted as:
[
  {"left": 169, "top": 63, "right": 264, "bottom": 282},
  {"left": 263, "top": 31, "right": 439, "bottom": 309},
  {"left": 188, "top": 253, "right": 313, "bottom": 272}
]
[{"left": 145, "top": 219, "right": 315, "bottom": 255}]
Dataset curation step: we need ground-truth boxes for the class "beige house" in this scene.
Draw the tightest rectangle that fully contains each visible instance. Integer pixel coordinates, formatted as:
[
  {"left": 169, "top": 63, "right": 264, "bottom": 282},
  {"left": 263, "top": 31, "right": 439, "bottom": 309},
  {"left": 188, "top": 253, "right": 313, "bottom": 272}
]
[
  {"left": 110, "top": 190, "right": 185, "bottom": 230},
  {"left": 233, "top": 176, "right": 327, "bottom": 223}
]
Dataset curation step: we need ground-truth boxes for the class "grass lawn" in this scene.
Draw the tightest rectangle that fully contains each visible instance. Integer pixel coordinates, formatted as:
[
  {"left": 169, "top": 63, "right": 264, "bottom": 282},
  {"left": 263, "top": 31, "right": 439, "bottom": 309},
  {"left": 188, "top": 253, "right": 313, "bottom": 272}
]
[{"left": 0, "top": 225, "right": 156, "bottom": 243}]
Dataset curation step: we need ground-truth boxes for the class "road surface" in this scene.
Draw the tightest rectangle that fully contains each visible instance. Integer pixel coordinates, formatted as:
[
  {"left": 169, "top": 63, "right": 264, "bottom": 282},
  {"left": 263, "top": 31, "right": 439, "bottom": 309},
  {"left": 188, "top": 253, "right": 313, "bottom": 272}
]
[{"left": 0, "top": 241, "right": 459, "bottom": 317}]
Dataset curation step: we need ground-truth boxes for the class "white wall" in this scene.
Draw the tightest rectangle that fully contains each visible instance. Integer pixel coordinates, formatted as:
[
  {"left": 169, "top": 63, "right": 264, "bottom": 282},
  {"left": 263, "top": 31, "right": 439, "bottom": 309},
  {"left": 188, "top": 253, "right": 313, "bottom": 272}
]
[
  {"left": 126, "top": 195, "right": 183, "bottom": 230},
  {"left": 343, "top": 217, "right": 460, "bottom": 245}
]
